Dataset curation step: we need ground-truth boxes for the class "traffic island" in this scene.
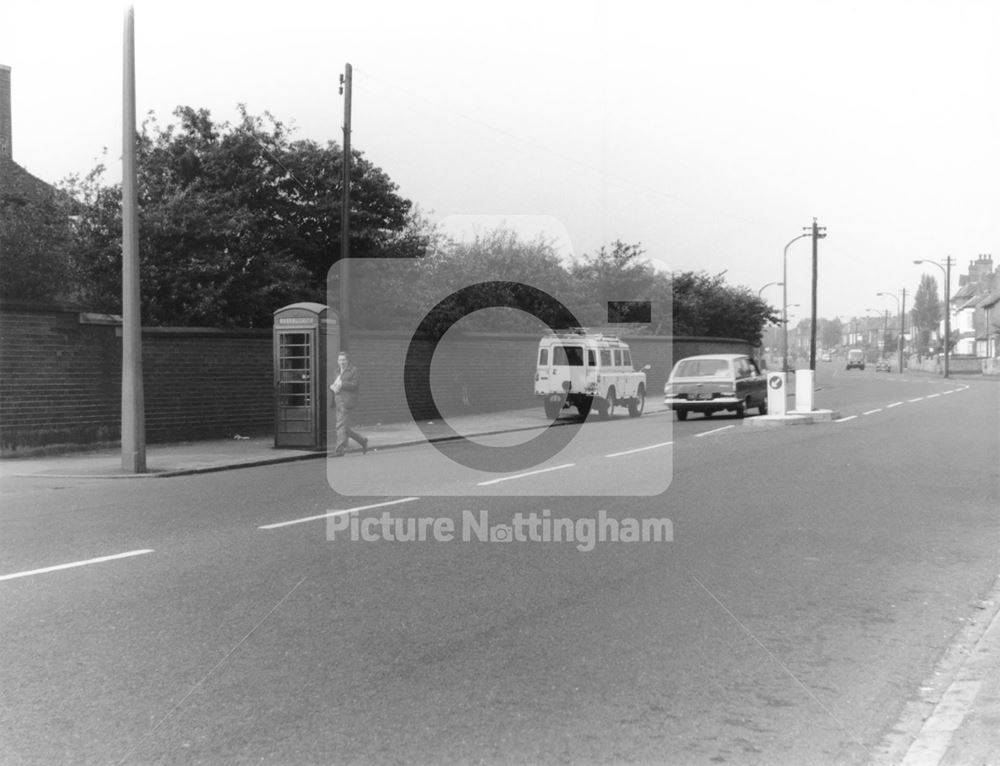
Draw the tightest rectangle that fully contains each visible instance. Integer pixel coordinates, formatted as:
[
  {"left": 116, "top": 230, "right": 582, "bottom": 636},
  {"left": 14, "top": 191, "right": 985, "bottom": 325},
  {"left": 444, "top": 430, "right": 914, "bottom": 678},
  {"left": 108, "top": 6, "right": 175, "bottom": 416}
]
[
  {"left": 744, "top": 409, "right": 840, "bottom": 428},
  {"left": 746, "top": 370, "right": 839, "bottom": 426}
]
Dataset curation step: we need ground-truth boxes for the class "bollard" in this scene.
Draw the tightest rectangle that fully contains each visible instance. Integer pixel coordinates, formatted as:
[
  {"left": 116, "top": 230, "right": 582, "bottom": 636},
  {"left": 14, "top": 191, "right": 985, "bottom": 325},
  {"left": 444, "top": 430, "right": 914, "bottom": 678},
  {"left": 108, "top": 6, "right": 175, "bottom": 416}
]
[
  {"left": 766, "top": 372, "right": 787, "bottom": 416},
  {"left": 794, "top": 369, "right": 814, "bottom": 412}
]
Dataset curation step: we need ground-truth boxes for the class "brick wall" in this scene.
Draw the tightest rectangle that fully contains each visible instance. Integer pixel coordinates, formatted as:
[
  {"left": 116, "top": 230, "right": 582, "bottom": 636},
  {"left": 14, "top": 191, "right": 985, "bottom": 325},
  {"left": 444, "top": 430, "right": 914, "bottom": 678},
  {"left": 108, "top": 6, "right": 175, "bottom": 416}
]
[
  {"left": 1, "top": 304, "right": 753, "bottom": 455},
  {"left": 1, "top": 306, "right": 272, "bottom": 454}
]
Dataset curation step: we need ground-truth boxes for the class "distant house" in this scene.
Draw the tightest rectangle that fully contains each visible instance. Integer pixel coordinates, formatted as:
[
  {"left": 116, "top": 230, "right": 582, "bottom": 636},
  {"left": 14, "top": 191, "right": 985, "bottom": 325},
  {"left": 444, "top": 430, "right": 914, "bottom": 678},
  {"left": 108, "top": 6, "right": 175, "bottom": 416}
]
[
  {"left": 950, "top": 255, "right": 997, "bottom": 356},
  {"left": 0, "top": 64, "right": 79, "bottom": 305},
  {"left": 0, "top": 65, "right": 61, "bottom": 205},
  {"left": 976, "top": 289, "right": 1000, "bottom": 359}
]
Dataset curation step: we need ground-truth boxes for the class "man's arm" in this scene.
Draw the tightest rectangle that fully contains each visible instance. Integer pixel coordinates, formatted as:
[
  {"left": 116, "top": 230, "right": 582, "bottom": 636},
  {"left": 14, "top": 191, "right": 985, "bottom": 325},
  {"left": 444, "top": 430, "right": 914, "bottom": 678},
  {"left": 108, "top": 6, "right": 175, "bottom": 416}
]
[{"left": 340, "top": 366, "right": 360, "bottom": 392}]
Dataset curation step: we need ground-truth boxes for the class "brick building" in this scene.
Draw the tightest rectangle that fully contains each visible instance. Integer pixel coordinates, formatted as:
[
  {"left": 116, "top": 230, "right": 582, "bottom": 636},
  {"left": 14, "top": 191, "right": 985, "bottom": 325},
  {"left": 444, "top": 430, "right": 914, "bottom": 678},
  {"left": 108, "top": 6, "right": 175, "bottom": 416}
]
[{"left": 951, "top": 255, "right": 998, "bottom": 357}]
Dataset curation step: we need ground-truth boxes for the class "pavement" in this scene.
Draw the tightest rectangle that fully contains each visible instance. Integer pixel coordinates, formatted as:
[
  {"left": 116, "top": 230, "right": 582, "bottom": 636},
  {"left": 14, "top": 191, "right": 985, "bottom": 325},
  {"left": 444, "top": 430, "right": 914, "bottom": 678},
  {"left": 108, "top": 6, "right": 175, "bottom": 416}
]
[
  {"left": 0, "top": 406, "right": 563, "bottom": 480},
  {"left": 2, "top": 402, "right": 998, "bottom": 766}
]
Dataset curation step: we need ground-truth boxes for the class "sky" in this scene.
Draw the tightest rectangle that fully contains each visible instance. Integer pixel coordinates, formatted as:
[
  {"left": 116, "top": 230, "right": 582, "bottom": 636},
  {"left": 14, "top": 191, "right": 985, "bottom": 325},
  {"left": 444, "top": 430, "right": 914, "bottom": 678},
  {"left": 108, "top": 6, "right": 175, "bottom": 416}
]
[{"left": 2, "top": 0, "right": 997, "bottom": 323}]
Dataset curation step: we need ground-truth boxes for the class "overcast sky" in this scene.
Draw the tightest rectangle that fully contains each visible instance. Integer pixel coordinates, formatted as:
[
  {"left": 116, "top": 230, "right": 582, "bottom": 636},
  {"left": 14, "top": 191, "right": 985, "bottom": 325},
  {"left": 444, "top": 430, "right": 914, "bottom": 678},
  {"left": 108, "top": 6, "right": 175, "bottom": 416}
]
[{"left": 3, "top": 0, "right": 997, "bottom": 322}]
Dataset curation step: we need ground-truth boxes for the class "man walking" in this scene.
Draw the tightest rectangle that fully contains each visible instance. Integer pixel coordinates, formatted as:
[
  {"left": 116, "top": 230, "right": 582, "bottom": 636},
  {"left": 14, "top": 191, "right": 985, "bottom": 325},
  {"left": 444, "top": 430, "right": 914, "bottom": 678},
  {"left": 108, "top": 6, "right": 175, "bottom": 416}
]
[{"left": 330, "top": 351, "right": 368, "bottom": 457}]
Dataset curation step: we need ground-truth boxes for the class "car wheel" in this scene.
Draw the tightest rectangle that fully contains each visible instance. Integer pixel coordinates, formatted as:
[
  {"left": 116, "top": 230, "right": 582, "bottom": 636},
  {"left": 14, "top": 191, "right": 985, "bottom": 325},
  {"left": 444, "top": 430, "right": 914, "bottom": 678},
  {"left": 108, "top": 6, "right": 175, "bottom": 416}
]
[
  {"left": 543, "top": 396, "right": 564, "bottom": 420},
  {"left": 576, "top": 397, "right": 593, "bottom": 417},
  {"left": 675, "top": 409, "right": 688, "bottom": 421},
  {"left": 627, "top": 386, "right": 645, "bottom": 417},
  {"left": 735, "top": 398, "right": 749, "bottom": 418},
  {"left": 758, "top": 398, "right": 768, "bottom": 415}
]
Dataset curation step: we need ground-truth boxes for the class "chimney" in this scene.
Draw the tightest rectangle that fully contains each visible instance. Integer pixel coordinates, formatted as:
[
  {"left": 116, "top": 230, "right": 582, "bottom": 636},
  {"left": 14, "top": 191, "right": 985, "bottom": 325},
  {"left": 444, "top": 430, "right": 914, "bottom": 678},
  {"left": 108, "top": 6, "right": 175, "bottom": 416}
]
[{"left": 0, "top": 65, "right": 11, "bottom": 160}]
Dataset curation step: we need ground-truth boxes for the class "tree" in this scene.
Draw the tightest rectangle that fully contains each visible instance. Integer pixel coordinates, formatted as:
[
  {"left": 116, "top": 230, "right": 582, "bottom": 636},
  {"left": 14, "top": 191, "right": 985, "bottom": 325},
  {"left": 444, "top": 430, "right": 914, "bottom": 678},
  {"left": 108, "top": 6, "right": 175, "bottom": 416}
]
[
  {"left": 670, "top": 271, "right": 778, "bottom": 345},
  {"left": 349, "top": 227, "right": 578, "bottom": 335},
  {"left": 569, "top": 241, "right": 664, "bottom": 329},
  {"left": 66, "top": 105, "right": 427, "bottom": 327},
  {"left": 910, "top": 273, "right": 942, "bottom": 353},
  {"left": 0, "top": 170, "right": 76, "bottom": 302},
  {"left": 820, "top": 317, "right": 843, "bottom": 350}
]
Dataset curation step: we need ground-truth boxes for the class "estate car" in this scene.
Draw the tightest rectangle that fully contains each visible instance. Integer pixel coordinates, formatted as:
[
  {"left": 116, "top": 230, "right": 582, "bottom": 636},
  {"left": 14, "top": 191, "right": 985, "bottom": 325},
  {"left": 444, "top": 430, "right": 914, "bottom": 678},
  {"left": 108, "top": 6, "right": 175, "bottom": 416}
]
[{"left": 663, "top": 353, "right": 767, "bottom": 420}]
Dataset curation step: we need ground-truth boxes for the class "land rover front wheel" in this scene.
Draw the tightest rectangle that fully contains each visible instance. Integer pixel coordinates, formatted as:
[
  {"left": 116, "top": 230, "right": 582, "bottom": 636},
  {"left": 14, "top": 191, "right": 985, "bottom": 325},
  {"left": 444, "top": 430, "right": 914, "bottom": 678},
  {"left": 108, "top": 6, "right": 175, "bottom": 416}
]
[{"left": 628, "top": 385, "right": 645, "bottom": 417}]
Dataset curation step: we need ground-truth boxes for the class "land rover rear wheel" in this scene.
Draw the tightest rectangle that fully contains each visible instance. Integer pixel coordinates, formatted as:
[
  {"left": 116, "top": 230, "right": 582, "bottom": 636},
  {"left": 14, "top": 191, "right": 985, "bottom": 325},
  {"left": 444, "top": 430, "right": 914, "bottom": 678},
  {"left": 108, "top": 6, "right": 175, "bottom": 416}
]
[{"left": 543, "top": 395, "right": 565, "bottom": 420}]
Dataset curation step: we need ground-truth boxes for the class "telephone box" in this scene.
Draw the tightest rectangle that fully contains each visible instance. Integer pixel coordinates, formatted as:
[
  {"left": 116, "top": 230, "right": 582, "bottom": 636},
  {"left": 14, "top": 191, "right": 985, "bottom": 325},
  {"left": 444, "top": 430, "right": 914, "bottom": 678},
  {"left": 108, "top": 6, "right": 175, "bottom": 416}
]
[{"left": 273, "top": 303, "right": 340, "bottom": 449}]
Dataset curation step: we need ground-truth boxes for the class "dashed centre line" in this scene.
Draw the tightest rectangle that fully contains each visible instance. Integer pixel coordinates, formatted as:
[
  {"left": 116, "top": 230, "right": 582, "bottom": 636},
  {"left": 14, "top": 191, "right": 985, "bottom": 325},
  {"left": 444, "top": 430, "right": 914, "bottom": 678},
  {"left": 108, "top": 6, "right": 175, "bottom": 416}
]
[
  {"left": 695, "top": 425, "right": 735, "bottom": 438},
  {"left": 0, "top": 549, "right": 154, "bottom": 583},
  {"left": 887, "top": 402, "right": 903, "bottom": 408},
  {"left": 259, "top": 497, "right": 419, "bottom": 529},
  {"left": 606, "top": 441, "right": 674, "bottom": 458},
  {"left": 476, "top": 463, "right": 575, "bottom": 486},
  {"left": 863, "top": 408, "right": 883, "bottom": 415},
  {"left": 908, "top": 397, "right": 925, "bottom": 403}
]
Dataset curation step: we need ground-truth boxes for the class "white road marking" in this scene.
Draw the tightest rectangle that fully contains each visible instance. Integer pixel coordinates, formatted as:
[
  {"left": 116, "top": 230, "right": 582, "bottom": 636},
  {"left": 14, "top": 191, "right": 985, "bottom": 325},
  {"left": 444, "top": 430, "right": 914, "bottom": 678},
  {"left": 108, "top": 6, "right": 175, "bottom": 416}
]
[
  {"left": 476, "top": 463, "right": 575, "bottom": 486},
  {"left": 0, "top": 549, "right": 154, "bottom": 583},
  {"left": 942, "top": 390, "right": 955, "bottom": 395},
  {"left": 927, "top": 393, "right": 941, "bottom": 398},
  {"left": 863, "top": 408, "right": 883, "bottom": 415},
  {"left": 834, "top": 415, "right": 858, "bottom": 422},
  {"left": 694, "top": 425, "right": 735, "bottom": 438},
  {"left": 908, "top": 397, "right": 925, "bottom": 403},
  {"left": 887, "top": 402, "right": 903, "bottom": 408},
  {"left": 606, "top": 441, "right": 674, "bottom": 458},
  {"left": 259, "top": 497, "right": 419, "bottom": 530}
]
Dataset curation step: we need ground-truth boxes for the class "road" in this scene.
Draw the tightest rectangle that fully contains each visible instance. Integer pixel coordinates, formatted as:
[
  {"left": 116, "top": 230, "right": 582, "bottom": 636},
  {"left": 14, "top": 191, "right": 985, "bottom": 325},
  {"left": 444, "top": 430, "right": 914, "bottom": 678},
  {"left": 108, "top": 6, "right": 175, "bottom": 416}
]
[{"left": 1, "top": 365, "right": 998, "bottom": 764}]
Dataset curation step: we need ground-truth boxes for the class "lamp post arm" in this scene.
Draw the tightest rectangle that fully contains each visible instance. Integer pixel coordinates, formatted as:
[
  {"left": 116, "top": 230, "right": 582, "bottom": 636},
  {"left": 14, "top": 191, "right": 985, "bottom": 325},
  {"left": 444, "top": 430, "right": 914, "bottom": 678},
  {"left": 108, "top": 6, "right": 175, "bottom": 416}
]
[{"left": 782, "top": 233, "right": 810, "bottom": 373}]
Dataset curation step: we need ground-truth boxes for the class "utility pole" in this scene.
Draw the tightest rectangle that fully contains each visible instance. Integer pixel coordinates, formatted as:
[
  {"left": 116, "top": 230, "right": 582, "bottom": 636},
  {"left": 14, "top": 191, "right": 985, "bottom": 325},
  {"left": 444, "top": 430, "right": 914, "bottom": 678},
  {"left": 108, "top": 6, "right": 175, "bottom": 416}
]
[
  {"left": 943, "top": 256, "right": 952, "bottom": 378},
  {"left": 804, "top": 218, "right": 827, "bottom": 371},
  {"left": 899, "top": 287, "right": 907, "bottom": 374},
  {"left": 121, "top": 6, "right": 146, "bottom": 473},
  {"left": 338, "top": 63, "right": 352, "bottom": 351}
]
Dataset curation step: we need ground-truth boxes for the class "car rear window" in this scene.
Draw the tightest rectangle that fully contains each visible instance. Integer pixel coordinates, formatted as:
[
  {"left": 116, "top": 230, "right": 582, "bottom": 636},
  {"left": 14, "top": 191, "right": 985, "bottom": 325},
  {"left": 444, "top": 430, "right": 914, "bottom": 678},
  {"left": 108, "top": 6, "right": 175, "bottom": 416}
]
[{"left": 673, "top": 359, "right": 729, "bottom": 377}]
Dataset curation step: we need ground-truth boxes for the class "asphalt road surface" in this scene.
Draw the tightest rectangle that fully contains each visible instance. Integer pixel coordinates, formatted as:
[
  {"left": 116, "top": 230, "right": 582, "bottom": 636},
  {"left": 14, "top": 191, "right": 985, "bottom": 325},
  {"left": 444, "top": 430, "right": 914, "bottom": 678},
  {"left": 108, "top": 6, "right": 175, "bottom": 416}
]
[{"left": 1, "top": 366, "right": 997, "bottom": 764}]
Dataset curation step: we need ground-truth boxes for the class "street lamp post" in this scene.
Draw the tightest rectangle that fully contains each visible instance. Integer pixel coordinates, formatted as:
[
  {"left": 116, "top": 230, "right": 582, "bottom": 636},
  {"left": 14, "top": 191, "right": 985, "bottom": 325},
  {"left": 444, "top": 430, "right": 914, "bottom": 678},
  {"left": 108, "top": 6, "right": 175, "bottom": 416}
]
[
  {"left": 782, "top": 234, "right": 810, "bottom": 373},
  {"left": 757, "top": 282, "right": 783, "bottom": 361},
  {"left": 913, "top": 257, "right": 953, "bottom": 378},
  {"left": 758, "top": 281, "right": 783, "bottom": 297}
]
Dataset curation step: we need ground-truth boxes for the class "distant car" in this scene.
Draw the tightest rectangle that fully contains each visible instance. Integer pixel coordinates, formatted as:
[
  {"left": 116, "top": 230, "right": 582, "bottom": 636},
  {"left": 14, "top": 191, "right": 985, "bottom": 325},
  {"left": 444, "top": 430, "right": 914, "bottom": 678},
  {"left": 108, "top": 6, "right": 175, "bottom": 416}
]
[
  {"left": 663, "top": 353, "right": 767, "bottom": 421},
  {"left": 875, "top": 359, "right": 892, "bottom": 372},
  {"left": 846, "top": 349, "right": 865, "bottom": 370}
]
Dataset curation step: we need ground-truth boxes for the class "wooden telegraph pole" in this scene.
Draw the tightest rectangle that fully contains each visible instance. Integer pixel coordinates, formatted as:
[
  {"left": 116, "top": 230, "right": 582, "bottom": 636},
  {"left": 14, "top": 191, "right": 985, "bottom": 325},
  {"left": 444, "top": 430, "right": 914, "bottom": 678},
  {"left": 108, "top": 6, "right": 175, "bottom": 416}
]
[
  {"left": 338, "top": 63, "right": 352, "bottom": 351},
  {"left": 806, "top": 217, "right": 827, "bottom": 371},
  {"left": 121, "top": 6, "right": 146, "bottom": 472}
]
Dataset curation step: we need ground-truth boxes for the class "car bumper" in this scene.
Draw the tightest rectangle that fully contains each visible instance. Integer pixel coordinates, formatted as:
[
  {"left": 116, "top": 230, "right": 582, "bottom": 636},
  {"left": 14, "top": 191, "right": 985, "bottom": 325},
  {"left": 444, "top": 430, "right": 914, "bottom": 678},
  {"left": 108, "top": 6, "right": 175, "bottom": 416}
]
[{"left": 663, "top": 396, "right": 741, "bottom": 408}]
